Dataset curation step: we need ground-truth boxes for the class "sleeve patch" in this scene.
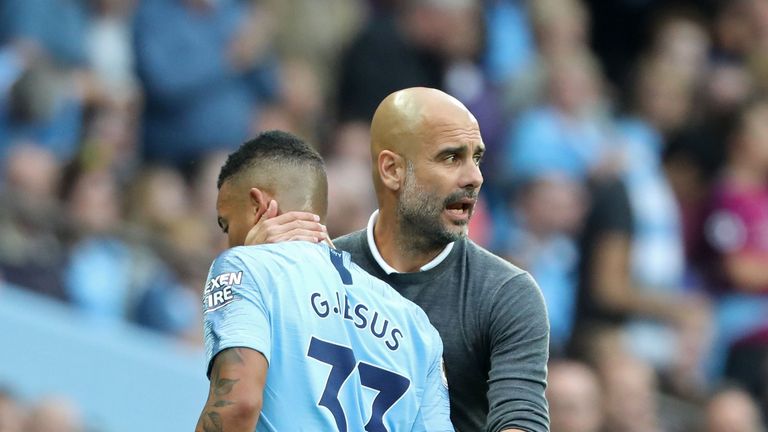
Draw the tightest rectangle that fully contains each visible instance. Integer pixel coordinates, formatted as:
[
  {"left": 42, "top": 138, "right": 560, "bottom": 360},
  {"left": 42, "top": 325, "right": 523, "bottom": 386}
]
[{"left": 203, "top": 271, "right": 243, "bottom": 313}]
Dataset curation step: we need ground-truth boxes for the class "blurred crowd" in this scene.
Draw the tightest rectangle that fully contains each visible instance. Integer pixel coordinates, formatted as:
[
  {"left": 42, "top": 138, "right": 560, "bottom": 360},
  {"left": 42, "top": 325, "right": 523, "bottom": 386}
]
[
  {"left": 2, "top": 0, "right": 768, "bottom": 430},
  {"left": 0, "top": 389, "right": 86, "bottom": 432}
]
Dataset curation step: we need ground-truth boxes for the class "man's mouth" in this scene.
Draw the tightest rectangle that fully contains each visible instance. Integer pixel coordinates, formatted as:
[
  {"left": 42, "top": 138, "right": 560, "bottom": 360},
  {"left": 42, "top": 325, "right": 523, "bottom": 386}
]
[{"left": 445, "top": 198, "right": 475, "bottom": 218}]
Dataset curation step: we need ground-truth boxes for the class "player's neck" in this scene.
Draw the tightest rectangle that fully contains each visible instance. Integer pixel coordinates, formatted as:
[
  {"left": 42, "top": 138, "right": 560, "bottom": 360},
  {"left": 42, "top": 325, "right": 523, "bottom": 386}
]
[{"left": 374, "top": 212, "right": 446, "bottom": 273}]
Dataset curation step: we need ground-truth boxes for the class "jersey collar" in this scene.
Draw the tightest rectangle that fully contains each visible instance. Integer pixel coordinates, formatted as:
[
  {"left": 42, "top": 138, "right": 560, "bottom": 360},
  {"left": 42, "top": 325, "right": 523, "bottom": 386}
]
[{"left": 366, "top": 210, "right": 454, "bottom": 275}]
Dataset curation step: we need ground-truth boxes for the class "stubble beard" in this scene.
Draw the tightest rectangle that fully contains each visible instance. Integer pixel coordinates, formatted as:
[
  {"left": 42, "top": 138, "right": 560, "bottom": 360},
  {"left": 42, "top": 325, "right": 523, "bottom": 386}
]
[{"left": 396, "top": 165, "right": 471, "bottom": 254}]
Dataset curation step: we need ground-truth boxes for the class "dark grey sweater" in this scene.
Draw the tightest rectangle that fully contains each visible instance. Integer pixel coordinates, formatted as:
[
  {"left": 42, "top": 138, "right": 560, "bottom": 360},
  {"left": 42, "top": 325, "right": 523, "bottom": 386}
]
[{"left": 334, "top": 230, "right": 550, "bottom": 432}]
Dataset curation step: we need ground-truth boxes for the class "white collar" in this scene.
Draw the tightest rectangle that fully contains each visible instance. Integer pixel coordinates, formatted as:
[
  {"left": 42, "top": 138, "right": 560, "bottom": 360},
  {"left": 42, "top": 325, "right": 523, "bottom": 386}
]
[{"left": 366, "top": 210, "right": 454, "bottom": 275}]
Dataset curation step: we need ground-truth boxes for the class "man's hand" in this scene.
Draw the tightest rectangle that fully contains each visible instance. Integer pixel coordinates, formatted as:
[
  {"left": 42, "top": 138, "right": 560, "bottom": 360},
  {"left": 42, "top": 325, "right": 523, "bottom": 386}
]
[{"left": 244, "top": 200, "right": 328, "bottom": 246}]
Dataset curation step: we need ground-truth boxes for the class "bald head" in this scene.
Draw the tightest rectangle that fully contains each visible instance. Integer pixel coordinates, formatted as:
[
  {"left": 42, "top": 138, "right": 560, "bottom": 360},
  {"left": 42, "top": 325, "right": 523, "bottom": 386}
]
[
  {"left": 371, "top": 87, "right": 476, "bottom": 156},
  {"left": 370, "top": 88, "right": 479, "bottom": 191}
]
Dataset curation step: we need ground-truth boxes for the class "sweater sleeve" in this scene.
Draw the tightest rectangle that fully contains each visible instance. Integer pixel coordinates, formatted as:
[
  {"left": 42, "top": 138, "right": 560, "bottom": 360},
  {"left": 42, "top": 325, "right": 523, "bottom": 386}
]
[{"left": 485, "top": 272, "right": 550, "bottom": 432}]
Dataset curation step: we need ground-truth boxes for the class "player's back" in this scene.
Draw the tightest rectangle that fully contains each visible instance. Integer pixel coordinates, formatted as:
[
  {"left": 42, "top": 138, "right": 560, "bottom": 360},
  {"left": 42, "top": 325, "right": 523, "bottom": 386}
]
[{"left": 202, "top": 242, "right": 452, "bottom": 432}]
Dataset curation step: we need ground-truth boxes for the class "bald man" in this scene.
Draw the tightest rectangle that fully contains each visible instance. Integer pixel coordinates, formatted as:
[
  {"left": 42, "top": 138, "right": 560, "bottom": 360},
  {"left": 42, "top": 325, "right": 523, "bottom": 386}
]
[{"left": 248, "top": 88, "right": 550, "bottom": 431}]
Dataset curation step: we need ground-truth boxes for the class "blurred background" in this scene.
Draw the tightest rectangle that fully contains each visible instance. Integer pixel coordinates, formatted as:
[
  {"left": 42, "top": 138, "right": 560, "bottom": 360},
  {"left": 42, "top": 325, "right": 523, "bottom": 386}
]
[{"left": 1, "top": 0, "right": 768, "bottom": 431}]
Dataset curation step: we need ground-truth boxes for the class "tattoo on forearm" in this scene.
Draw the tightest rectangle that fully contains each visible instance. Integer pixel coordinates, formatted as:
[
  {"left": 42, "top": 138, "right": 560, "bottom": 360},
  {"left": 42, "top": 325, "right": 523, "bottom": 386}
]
[
  {"left": 197, "top": 348, "right": 250, "bottom": 431},
  {"left": 214, "top": 378, "right": 239, "bottom": 397},
  {"left": 202, "top": 412, "right": 223, "bottom": 432}
]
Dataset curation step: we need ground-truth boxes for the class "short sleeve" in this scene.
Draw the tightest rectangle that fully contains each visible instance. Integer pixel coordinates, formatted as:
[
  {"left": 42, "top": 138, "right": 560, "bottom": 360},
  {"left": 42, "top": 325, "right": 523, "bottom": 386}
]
[{"left": 202, "top": 249, "right": 272, "bottom": 378}]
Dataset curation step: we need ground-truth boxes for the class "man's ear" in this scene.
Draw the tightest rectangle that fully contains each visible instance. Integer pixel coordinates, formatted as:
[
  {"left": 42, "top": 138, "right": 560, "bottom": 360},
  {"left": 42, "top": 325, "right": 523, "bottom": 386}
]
[
  {"left": 248, "top": 187, "right": 270, "bottom": 222},
  {"left": 378, "top": 150, "right": 405, "bottom": 192}
]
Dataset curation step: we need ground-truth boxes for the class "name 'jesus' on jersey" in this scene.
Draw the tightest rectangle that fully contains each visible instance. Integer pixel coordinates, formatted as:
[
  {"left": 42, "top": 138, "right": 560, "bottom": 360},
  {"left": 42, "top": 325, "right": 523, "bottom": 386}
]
[{"left": 202, "top": 242, "right": 453, "bottom": 432}]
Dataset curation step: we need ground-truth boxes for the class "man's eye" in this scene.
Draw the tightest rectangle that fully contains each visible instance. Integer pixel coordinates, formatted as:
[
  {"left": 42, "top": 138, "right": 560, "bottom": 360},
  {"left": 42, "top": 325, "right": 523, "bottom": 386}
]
[
  {"left": 474, "top": 155, "right": 483, "bottom": 165},
  {"left": 445, "top": 154, "right": 457, "bottom": 163}
]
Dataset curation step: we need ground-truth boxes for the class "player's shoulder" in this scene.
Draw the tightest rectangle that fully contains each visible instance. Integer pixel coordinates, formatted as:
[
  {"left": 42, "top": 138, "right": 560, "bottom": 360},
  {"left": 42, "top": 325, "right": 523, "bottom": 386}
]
[
  {"left": 213, "top": 245, "right": 267, "bottom": 266},
  {"left": 217, "top": 242, "right": 321, "bottom": 261}
]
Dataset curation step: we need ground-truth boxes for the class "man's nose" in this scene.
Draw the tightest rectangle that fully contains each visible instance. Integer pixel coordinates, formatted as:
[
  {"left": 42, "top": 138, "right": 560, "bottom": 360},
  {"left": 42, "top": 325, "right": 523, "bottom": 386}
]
[{"left": 460, "top": 159, "right": 483, "bottom": 190}]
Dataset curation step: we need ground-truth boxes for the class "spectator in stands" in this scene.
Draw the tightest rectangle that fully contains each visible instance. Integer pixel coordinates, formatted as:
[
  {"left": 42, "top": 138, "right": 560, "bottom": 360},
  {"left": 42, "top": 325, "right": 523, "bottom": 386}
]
[
  {"left": 485, "top": 0, "right": 592, "bottom": 215},
  {"left": 647, "top": 6, "right": 710, "bottom": 87},
  {"left": 572, "top": 177, "right": 711, "bottom": 399},
  {"left": 256, "top": 58, "right": 326, "bottom": 147},
  {"left": 501, "top": 50, "right": 615, "bottom": 185},
  {"left": 711, "top": 0, "right": 753, "bottom": 59},
  {"left": 482, "top": 0, "right": 536, "bottom": 88},
  {"left": 264, "top": 0, "right": 362, "bottom": 100},
  {"left": 0, "top": 58, "right": 84, "bottom": 164},
  {"left": 703, "top": 101, "right": 768, "bottom": 297},
  {"left": 133, "top": 0, "right": 277, "bottom": 168},
  {"left": 546, "top": 360, "right": 603, "bottom": 432},
  {"left": 498, "top": 0, "right": 589, "bottom": 114},
  {"left": 0, "top": 0, "right": 88, "bottom": 67},
  {"left": 85, "top": 0, "right": 139, "bottom": 106},
  {"left": 667, "top": 59, "right": 754, "bottom": 263},
  {"left": 741, "top": 0, "right": 768, "bottom": 94},
  {"left": 127, "top": 165, "right": 190, "bottom": 234},
  {"left": 0, "top": 0, "right": 101, "bottom": 163},
  {"left": 704, "top": 386, "right": 765, "bottom": 432},
  {"left": 61, "top": 163, "right": 200, "bottom": 337},
  {"left": 0, "top": 144, "right": 67, "bottom": 300},
  {"left": 599, "top": 352, "right": 662, "bottom": 432},
  {"left": 497, "top": 175, "right": 586, "bottom": 353},
  {"left": 336, "top": 0, "right": 479, "bottom": 122},
  {"left": 126, "top": 165, "right": 206, "bottom": 340},
  {"left": 61, "top": 164, "right": 137, "bottom": 320},
  {"left": 76, "top": 104, "right": 140, "bottom": 179},
  {"left": 702, "top": 99, "right": 768, "bottom": 405},
  {"left": 611, "top": 56, "right": 713, "bottom": 396}
]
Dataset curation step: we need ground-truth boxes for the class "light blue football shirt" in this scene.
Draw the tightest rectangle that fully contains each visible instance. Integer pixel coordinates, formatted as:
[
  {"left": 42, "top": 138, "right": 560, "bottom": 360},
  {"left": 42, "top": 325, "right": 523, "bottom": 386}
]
[{"left": 203, "top": 242, "right": 453, "bottom": 432}]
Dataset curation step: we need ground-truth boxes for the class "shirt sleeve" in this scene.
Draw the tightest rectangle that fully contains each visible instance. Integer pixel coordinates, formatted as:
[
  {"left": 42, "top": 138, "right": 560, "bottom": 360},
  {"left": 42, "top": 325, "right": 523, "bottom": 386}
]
[
  {"left": 202, "top": 248, "right": 272, "bottom": 378},
  {"left": 485, "top": 272, "right": 550, "bottom": 432},
  {"left": 414, "top": 329, "right": 454, "bottom": 432}
]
